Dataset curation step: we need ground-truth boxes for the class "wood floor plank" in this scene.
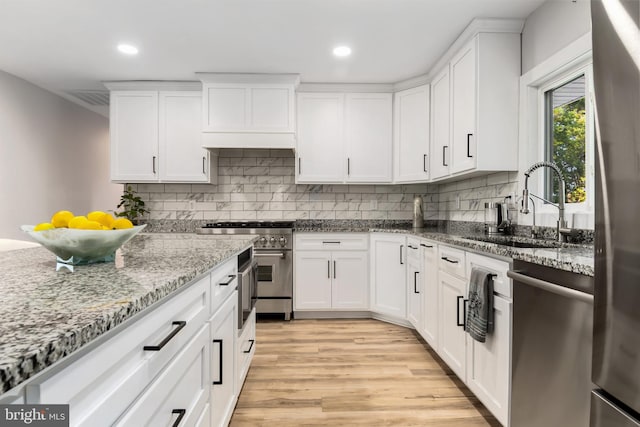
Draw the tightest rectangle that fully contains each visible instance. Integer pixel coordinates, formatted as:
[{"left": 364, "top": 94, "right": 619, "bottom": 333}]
[{"left": 230, "top": 318, "right": 500, "bottom": 426}]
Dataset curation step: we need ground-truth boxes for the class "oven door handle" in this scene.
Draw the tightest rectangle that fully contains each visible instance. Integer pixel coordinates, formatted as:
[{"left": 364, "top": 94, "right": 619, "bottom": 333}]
[{"left": 255, "top": 252, "right": 286, "bottom": 258}]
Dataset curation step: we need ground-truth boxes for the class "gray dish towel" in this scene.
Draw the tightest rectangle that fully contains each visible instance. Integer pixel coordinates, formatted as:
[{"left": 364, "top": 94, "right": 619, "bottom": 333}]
[{"left": 466, "top": 267, "right": 494, "bottom": 343}]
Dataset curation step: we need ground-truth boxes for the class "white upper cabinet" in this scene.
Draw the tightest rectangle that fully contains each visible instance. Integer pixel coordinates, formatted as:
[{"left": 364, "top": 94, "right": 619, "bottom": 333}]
[
  {"left": 394, "top": 85, "right": 430, "bottom": 183},
  {"left": 430, "top": 67, "right": 451, "bottom": 180},
  {"left": 199, "top": 73, "right": 299, "bottom": 149},
  {"left": 450, "top": 41, "right": 477, "bottom": 174},
  {"left": 296, "top": 91, "right": 393, "bottom": 184},
  {"left": 426, "top": 22, "right": 522, "bottom": 182},
  {"left": 159, "top": 92, "right": 211, "bottom": 183},
  {"left": 110, "top": 91, "right": 159, "bottom": 182},
  {"left": 296, "top": 93, "right": 345, "bottom": 183},
  {"left": 345, "top": 93, "right": 393, "bottom": 183},
  {"left": 108, "top": 85, "right": 216, "bottom": 184}
]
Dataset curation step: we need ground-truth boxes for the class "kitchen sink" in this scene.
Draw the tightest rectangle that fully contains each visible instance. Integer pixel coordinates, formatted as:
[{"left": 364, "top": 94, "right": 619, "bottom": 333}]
[{"left": 460, "top": 236, "right": 562, "bottom": 249}]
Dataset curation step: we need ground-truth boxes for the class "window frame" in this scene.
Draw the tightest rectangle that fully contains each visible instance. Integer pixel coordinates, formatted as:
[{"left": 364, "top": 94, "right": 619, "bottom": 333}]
[
  {"left": 518, "top": 33, "right": 594, "bottom": 229},
  {"left": 537, "top": 65, "right": 595, "bottom": 214}
]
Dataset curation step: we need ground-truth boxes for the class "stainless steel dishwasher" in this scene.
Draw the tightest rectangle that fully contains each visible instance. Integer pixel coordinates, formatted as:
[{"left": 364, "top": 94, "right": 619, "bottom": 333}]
[{"left": 508, "top": 260, "right": 594, "bottom": 427}]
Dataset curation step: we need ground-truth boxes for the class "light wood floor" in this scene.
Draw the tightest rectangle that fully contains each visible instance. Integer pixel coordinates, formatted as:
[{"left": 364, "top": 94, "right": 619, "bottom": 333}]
[{"left": 230, "top": 318, "right": 500, "bottom": 426}]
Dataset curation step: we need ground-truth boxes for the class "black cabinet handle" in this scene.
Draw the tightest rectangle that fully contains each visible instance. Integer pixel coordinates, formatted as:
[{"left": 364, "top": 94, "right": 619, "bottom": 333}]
[
  {"left": 442, "top": 146, "right": 448, "bottom": 167},
  {"left": 298, "top": 157, "right": 301, "bottom": 174},
  {"left": 408, "top": 245, "right": 418, "bottom": 250},
  {"left": 420, "top": 243, "right": 433, "bottom": 248},
  {"left": 212, "top": 339, "right": 223, "bottom": 385},
  {"left": 463, "top": 299, "right": 469, "bottom": 331},
  {"left": 202, "top": 156, "right": 206, "bottom": 174},
  {"left": 171, "top": 409, "right": 186, "bottom": 427},
  {"left": 143, "top": 321, "right": 187, "bottom": 351},
  {"left": 414, "top": 271, "right": 419, "bottom": 294},
  {"left": 322, "top": 241, "right": 341, "bottom": 244},
  {"left": 218, "top": 274, "right": 236, "bottom": 286},
  {"left": 327, "top": 260, "right": 330, "bottom": 278},
  {"left": 456, "top": 296, "right": 464, "bottom": 327},
  {"left": 244, "top": 339, "right": 255, "bottom": 354},
  {"left": 467, "top": 133, "right": 473, "bottom": 158},
  {"left": 423, "top": 154, "right": 428, "bottom": 172},
  {"left": 441, "top": 256, "right": 459, "bottom": 264},
  {"left": 399, "top": 245, "right": 404, "bottom": 265},
  {"left": 152, "top": 156, "right": 156, "bottom": 174},
  {"left": 347, "top": 158, "right": 350, "bottom": 176},
  {"left": 333, "top": 260, "right": 336, "bottom": 279}
]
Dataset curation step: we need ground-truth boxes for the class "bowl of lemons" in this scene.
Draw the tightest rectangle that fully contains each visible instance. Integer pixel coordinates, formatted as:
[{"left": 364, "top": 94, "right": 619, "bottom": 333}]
[{"left": 22, "top": 210, "right": 146, "bottom": 265}]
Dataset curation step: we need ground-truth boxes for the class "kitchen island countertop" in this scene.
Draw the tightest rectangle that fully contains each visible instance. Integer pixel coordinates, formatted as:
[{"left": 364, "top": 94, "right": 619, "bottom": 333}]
[{"left": 0, "top": 233, "right": 256, "bottom": 395}]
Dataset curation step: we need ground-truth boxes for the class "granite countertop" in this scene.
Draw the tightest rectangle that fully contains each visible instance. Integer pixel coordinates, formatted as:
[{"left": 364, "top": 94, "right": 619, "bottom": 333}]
[
  {"left": 294, "top": 220, "right": 594, "bottom": 276},
  {"left": 0, "top": 233, "right": 257, "bottom": 395}
]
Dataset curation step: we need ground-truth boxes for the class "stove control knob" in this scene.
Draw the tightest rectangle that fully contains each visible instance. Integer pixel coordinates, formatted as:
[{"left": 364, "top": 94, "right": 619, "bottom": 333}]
[
  {"left": 269, "top": 236, "right": 276, "bottom": 244},
  {"left": 259, "top": 237, "right": 267, "bottom": 245},
  {"left": 279, "top": 236, "right": 287, "bottom": 246}
]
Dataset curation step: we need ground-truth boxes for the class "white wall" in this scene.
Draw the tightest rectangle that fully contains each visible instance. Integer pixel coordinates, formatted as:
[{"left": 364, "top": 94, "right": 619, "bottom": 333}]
[
  {"left": 0, "top": 70, "right": 122, "bottom": 240},
  {"left": 521, "top": 0, "right": 591, "bottom": 73}
]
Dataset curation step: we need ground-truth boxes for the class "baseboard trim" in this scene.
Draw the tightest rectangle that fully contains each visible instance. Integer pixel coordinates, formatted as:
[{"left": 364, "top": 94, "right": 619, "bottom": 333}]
[{"left": 292, "top": 310, "right": 414, "bottom": 329}]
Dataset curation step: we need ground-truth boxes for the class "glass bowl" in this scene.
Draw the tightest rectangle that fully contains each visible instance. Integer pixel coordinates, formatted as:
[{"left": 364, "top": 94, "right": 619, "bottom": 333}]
[{"left": 21, "top": 224, "right": 146, "bottom": 265}]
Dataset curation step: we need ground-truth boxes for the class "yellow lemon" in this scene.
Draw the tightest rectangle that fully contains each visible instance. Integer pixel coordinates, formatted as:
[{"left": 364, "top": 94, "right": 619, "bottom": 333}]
[
  {"left": 34, "top": 222, "right": 54, "bottom": 231},
  {"left": 96, "top": 213, "right": 115, "bottom": 228},
  {"left": 51, "top": 210, "right": 74, "bottom": 228},
  {"left": 112, "top": 218, "right": 134, "bottom": 229},
  {"left": 68, "top": 216, "right": 88, "bottom": 229},
  {"left": 80, "top": 220, "right": 102, "bottom": 230},
  {"left": 87, "top": 211, "right": 106, "bottom": 222}
]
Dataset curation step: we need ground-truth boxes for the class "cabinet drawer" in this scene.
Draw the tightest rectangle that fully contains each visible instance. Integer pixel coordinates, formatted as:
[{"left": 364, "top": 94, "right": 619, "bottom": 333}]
[
  {"left": 115, "top": 324, "right": 210, "bottom": 427},
  {"left": 236, "top": 308, "right": 256, "bottom": 389},
  {"left": 466, "top": 253, "right": 511, "bottom": 299},
  {"left": 419, "top": 239, "right": 438, "bottom": 261},
  {"left": 406, "top": 237, "right": 422, "bottom": 263},
  {"left": 438, "top": 245, "right": 466, "bottom": 279},
  {"left": 26, "top": 277, "right": 210, "bottom": 426},
  {"left": 295, "top": 233, "right": 368, "bottom": 251},
  {"left": 211, "top": 257, "right": 238, "bottom": 315}
]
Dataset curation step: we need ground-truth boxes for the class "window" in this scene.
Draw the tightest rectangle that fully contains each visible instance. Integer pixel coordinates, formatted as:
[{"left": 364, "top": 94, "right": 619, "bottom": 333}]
[{"left": 540, "top": 68, "right": 594, "bottom": 209}]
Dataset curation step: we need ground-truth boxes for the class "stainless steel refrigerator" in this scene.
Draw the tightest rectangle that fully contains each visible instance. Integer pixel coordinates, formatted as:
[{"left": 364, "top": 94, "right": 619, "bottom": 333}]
[{"left": 591, "top": 0, "right": 640, "bottom": 426}]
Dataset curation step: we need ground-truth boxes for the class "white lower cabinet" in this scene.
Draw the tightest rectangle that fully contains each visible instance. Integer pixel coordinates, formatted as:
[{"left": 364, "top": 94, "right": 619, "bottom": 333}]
[
  {"left": 294, "top": 234, "right": 369, "bottom": 311},
  {"left": 370, "top": 234, "right": 407, "bottom": 319},
  {"left": 236, "top": 308, "right": 256, "bottom": 390},
  {"left": 420, "top": 240, "right": 439, "bottom": 351},
  {"left": 115, "top": 325, "right": 211, "bottom": 427},
  {"left": 406, "top": 239, "right": 423, "bottom": 330},
  {"left": 438, "top": 270, "right": 468, "bottom": 380},
  {"left": 210, "top": 292, "right": 238, "bottom": 427}
]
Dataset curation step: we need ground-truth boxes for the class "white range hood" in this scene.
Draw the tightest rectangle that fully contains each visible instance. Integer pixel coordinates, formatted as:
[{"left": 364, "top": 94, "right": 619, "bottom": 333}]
[{"left": 197, "top": 73, "right": 300, "bottom": 149}]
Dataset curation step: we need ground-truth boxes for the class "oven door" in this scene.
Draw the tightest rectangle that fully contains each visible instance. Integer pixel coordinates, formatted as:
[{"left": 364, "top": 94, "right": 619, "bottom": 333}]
[{"left": 254, "top": 249, "right": 292, "bottom": 298}]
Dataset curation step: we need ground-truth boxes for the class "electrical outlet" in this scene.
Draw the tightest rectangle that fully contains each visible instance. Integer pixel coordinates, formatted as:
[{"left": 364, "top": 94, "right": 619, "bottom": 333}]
[
  {"left": 370, "top": 199, "right": 378, "bottom": 210},
  {"left": 188, "top": 200, "right": 196, "bottom": 211},
  {"left": 455, "top": 194, "right": 461, "bottom": 210}
]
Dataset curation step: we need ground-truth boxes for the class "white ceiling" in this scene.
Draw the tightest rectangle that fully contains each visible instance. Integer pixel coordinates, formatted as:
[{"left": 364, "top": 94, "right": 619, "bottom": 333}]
[{"left": 0, "top": 0, "right": 545, "bottom": 107}]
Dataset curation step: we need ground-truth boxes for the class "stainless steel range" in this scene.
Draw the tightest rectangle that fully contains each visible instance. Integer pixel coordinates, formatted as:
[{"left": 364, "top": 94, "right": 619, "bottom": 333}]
[{"left": 198, "top": 221, "right": 293, "bottom": 320}]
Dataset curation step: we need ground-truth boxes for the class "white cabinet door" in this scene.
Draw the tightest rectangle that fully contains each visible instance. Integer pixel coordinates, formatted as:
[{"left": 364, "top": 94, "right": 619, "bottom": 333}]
[
  {"left": 430, "top": 67, "right": 451, "bottom": 180},
  {"left": 406, "top": 256, "right": 422, "bottom": 330},
  {"left": 450, "top": 39, "right": 477, "bottom": 174},
  {"left": 210, "top": 294, "right": 237, "bottom": 427},
  {"left": 345, "top": 93, "right": 393, "bottom": 183},
  {"left": 294, "top": 251, "right": 332, "bottom": 310},
  {"left": 296, "top": 93, "right": 344, "bottom": 183},
  {"left": 370, "top": 234, "right": 407, "bottom": 319},
  {"left": 110, "top": 91, "right": 158, "bottom": 182},
  {"left": 332, "top": 251, "right": 369, "bottom": 309},
  {"left": 394, "top": 85, "right": 430, "bottom": 182},
  {"left": 421, "top": 241, "right": 439, "bottom": 351},
  {"left": 438, "top": 271, "right": 467, "bottom": 380},
  {"left": 159, "top": 92, "right": 211, "bottom": 183},
  {"left": 466, "top": 294, "right": 511, "bottom": 426}
]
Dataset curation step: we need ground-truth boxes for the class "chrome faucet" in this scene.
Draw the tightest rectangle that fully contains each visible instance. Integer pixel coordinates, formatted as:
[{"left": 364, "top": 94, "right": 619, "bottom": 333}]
[{"left": 521, "top": 161, "right": 572, "bottom": 242}]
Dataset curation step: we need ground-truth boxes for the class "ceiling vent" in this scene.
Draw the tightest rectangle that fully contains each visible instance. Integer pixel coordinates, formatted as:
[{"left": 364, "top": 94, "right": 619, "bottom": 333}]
[{"left": 65, "top": 90, "right": 110, "bottom": 106}]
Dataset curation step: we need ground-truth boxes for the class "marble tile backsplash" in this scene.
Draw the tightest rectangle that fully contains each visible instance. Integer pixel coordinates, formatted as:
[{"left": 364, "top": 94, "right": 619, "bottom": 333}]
[{"left": 129, "top": 149, "right": 439, "bottom": 221}]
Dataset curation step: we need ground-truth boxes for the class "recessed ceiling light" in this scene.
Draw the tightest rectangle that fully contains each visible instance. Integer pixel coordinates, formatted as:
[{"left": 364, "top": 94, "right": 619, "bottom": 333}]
[
  {"left": 333, "top": 46, "right": 352, "bottom": 57},
  {"left": 117, "top": 44, "right": 139, "bottom": 55}
]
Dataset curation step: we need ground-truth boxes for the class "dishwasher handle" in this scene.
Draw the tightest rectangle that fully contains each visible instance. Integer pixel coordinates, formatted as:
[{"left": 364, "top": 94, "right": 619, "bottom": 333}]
[{"left": 507, "top": 270, "right": 593, "bottom": 304}]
